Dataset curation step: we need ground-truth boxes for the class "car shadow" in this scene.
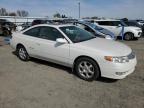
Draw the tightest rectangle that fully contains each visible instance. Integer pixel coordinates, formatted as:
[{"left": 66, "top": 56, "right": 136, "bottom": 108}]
[
  {"left": 31, "top": 57, "right": 72, "bottom": 74},
  {"left": 97, "top": 77, "right": 118, "bottom": 83},
  {"left": 117, "top": 36, "right": 139, "bottom": 41},
  {"left": 12, "top": 51, "right": 17, "bottom": 55},
  {"left": 12, "top": 51, "right": 118, "bottom": 83}
]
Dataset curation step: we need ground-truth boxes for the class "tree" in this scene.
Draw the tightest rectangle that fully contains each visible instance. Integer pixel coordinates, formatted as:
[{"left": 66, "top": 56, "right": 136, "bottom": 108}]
[
  {"left": 17, "top": 10, "right": 29, "bottom": 17},
  {"left": 17, "top": 10, "right": 21, "bottom": 16},
  {"left": 0, "top": 8, "right": 29, "bottom": 17},
  {"left": 91, "top": 16, "right": 98, "bottom": 19},
  {"left": 121, "top": 18, "right": 128, "bottom": 22},
  {"left": 9, "top": 12, "right": 17, "bottom": 16},
  {"left": 61, "top": 14, "right": 67, "bottom": 18},
  {"left": 53, "top": 12, "right": 61, "bottom": 18},
  {"left": 0, "top": 8, "right": 8, "bottom": 16}
]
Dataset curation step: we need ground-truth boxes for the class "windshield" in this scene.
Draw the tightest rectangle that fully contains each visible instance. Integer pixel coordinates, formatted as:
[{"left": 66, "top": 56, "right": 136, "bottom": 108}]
[
  {"left": 60, "top": 26, "right": 96, "bottom": 43},
  {"left": 88, "top": 23, "right": 103, "bottom": 30},
  {"left": 84, "top": 22, "right": 114, "bottom": 37}
]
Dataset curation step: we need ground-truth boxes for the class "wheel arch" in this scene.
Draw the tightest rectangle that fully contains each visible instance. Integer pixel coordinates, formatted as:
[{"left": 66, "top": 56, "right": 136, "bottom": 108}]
[
  {"left": 16, "top": 43, "right": 25, "bottom": 50},
  {"left": 124, "top": 32, "right": 134, "bottom": 36}
]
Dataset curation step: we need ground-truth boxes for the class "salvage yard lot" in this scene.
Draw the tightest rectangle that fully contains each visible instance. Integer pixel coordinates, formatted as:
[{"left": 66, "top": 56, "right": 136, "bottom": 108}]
[{"left": 0, "top": 37, "right": 144, "bottom": 108}]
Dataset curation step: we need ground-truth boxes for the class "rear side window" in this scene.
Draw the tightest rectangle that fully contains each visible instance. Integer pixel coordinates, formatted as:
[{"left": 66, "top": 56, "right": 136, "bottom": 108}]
[
  {"left": 23, "top": 27, "right": 40, "bottom": 37},
  {"left": 97, "top": 21, "right": 111, "bottom": 26},
  {"left": 97, "top": 21, "right": 121, "bottom": 26},
  {"left": 112, "top": 21, "right": 121, "bottom": 26},
  {"left": 39, "top": 27, "right": 64, "bottom": 41}
]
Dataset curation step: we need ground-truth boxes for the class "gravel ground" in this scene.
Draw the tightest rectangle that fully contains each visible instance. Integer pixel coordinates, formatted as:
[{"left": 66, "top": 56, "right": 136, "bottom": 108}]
[{"left": 0, "top": 37, "right": 144, "bottom": 108}]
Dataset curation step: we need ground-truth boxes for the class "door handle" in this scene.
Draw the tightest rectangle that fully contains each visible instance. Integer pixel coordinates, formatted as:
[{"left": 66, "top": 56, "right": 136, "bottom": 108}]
[{"left": 29, "top": 47, "right": 34, "bottom": 50}]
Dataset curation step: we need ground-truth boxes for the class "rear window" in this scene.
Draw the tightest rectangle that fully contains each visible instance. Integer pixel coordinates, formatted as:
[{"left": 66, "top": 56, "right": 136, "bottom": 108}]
[
  {"left": 96, "top": 21, "right": 111, "bottom": 26},
  {"left": 23, "top": 27, "right": 40, "bottom": 37},
  {"left": 96, "top": 21, "right": 121, "bottom": 26}
]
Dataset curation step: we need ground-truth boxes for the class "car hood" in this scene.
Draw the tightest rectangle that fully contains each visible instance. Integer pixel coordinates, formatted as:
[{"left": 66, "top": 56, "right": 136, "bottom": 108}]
[
  {"left": 76, "top": 38, "right": 132, "bottom": 56},
  {"left": 126, "top": 26, "right": 141, "bottom": 30},
  {"left": 97, "top": 28, "right": 115, "bottom": 37}
]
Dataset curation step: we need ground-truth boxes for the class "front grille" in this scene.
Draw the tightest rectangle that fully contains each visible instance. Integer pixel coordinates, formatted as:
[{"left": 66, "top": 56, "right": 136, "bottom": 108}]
[{"left": 127, "top": 52, "right": 135, "bottom": 60}]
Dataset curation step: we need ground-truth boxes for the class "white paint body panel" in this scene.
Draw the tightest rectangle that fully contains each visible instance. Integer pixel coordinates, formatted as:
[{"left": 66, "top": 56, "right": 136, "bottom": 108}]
[
  {"left": 10, "top": 24, "right": 137, "bottom": 79},
  {"left": 94, "top": 20, "right": 142, "bottom": 38}
]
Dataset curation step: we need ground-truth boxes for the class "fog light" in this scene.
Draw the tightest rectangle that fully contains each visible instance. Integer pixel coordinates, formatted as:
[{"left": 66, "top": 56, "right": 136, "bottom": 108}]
[{"left": 116, "top": 72, "right": 127, "bottom": 75}]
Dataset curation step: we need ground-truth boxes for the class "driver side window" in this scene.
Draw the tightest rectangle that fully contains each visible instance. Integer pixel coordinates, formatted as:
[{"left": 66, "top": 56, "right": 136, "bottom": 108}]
[{"left": 39, "top": 26, "right": 64, "bottom": 41}]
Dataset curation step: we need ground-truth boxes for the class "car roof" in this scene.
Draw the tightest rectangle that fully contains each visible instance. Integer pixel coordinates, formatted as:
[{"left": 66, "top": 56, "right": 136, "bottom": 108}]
[
  {"left": 21, "top": 24, "right": 75, "bottom": 33},
  {"left": 94, "top": 19, "right": 120, "bottom": 22},
  {"left": 33, "top": 24, "right": 74, "bottom": 28}
]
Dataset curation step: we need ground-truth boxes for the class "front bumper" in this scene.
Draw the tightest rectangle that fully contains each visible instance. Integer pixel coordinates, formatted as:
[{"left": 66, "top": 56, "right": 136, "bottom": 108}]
[
  {"left": 134, "top": 31, "right": 142, "bottom": 37},
  {"left": 100, "top": 57, "right": 137, "bottom": 79}
]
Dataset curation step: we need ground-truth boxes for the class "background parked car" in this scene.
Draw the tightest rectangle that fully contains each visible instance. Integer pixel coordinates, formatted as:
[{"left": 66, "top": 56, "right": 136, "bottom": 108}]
[
  {"left": 123, "top": 20, "right": 144, "bottom": 37},
  {"left": 94, "top": 19, "right": 142, "bottom": 40},
  {"left": 16, "top": 22, "right": 32, "bottom": 31},
  {"left": 124, "top": 20, "right": 144, "bottom": 36},
  {"left": 32, "top": 19, "right": 54, "bottom": 26},
  {"left": 73, "top": 21, "right": 115, "bottom": 40},
  {"left": 0, "top": 19, "right": 16, "bottom": 36},
  {"left": 136, "top": 20, "right": 144, "bottom": 26}
]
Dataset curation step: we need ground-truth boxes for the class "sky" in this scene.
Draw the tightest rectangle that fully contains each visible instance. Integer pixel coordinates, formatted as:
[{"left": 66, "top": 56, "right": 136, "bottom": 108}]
[{"left": 0, "top": 0, "right": 144, "bottom": 19}]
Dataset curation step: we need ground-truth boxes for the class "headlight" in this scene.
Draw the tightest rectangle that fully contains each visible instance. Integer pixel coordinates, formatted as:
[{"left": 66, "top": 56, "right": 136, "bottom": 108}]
[{"left": 105, "top": 56, "right": 129, "bottom": 63}]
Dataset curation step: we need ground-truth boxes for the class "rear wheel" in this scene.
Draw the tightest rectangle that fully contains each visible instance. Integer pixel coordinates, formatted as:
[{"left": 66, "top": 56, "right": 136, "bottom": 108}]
[
  {"left": 3, "top": 30, "right": 10, "bottom": 36},
  {"left": 124, "top": 33, "right": 134, "bottom": 41},
  {"left": 75, "top": 57, "right": 100, "bottom": 81},
  {"left": 16, "top": 45, "right": 29, "bottom": 61}
]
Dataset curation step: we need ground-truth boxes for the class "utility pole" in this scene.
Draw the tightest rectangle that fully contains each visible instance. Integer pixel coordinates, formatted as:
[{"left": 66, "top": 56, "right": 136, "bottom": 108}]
[{"left": 78, "top": 2, "right": 80, "bottom": 19}]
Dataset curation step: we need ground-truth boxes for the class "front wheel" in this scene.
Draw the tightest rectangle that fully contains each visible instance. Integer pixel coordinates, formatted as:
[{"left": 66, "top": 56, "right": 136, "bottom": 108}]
[
  {"left": 17, "top": 45, "right": 29, "bottom": 61},
  {"left": 124, "top": 33, "right": 134, "bottom": 41},
  {"left": 75, "top": 57, "right": 100, "bottom": 81},
  {"left": 3, "top": 30, "right": 10, "bottom": 36}
]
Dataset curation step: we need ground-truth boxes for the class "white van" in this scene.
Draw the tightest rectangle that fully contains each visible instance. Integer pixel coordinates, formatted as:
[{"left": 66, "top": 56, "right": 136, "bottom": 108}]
[{"left": 94, "top": 20, "right": 142, "bottom": 40}]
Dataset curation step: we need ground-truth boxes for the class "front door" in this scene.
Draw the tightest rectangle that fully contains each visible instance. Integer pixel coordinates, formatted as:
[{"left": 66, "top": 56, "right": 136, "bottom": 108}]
[{"left": 35, "top": 26, "right": 70, "bottom": 65}]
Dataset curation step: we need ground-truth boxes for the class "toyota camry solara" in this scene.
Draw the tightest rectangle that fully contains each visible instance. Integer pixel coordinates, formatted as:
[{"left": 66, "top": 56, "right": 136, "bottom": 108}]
[{"left": 10, "top": 24, "right": 137, "bottom": 81}]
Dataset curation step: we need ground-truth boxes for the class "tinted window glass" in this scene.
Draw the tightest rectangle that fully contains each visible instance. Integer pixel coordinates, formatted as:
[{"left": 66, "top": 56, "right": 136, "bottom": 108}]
[
  {"left": 97, "top": 21, "right": 111, "bottom": 26},
  {"left": 39, "top": 27, "right": 64, "bottom": 41},
  {"left": 23, "top": 27, "right": 40, "bottom": 37},
  {"left": 112, "top": 21, "right": 121, "bottom": 26},
  {"left": 97, "top": 21, "right": 121, "bottom": 26}
]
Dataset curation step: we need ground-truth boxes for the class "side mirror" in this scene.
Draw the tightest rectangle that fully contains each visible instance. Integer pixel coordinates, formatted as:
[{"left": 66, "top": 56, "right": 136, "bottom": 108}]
[{"left": 56, "top": 38, "right": 67, "bottom": 44}]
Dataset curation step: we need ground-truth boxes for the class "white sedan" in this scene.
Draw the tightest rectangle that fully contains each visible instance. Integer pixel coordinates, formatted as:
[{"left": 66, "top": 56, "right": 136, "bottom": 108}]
[{"left": 10, "top": 24, "right": 137, "bottom": 81}]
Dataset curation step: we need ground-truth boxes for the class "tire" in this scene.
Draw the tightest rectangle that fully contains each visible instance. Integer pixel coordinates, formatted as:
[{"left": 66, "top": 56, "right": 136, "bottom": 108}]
[
  {"left": 75, "top": 57, "right": 100, "bottom": 81},
  {"left": 3, "top": 30, "right": 10, "bottom": 36},
  {"left": 16, "top": 45, "right": 29, "bottom": 61},
  {"left": 124, "top": 33, "right": 134, "bottom": 41},
  {"left": 134, "top": 37, "right": 138, "bottom": 40}
]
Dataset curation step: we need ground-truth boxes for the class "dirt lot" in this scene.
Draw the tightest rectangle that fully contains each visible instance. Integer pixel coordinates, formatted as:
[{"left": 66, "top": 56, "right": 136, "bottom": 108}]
[{"left": 0, "top": 37, "right": 144, "bottom": 108}]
